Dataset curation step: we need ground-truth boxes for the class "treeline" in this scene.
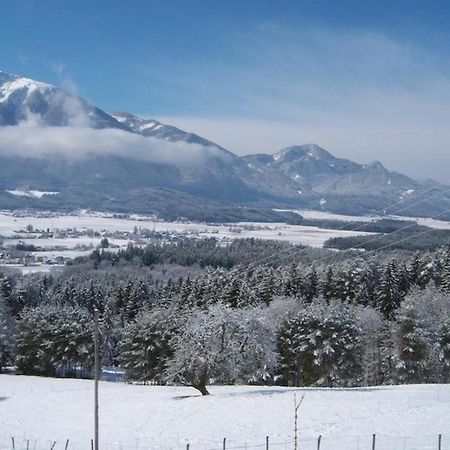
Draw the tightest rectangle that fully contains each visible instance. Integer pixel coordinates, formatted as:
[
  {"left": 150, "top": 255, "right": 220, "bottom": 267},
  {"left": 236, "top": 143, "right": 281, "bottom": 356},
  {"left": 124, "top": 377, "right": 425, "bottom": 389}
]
[
  {"left": 325, "top": 227, "right": 450, "bottom": 251},
  {"left": 71, "top": 238, "right": 327, "bottom": 269},
  {"left": 1, "top": 240, "right": 450, "bottom": 393}
]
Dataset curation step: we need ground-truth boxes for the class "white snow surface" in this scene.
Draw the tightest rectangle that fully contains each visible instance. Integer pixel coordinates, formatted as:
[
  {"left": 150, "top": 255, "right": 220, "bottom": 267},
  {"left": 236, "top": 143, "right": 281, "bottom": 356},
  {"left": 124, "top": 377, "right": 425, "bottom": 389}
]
[
  {"left": 0, "top": 376, "right": 448, "bottom": 450},
  {"left": 0, "top": 211, "right": 373, "bottom": 246},
  {"left": 0, "top": 75, "right": 51, "bottom": 102},
  {"left": 6, "top": 190, "right": 59, "bottom": 199},
  {"left": 282, "top": 209, "right": 450, "bottom": 230}
]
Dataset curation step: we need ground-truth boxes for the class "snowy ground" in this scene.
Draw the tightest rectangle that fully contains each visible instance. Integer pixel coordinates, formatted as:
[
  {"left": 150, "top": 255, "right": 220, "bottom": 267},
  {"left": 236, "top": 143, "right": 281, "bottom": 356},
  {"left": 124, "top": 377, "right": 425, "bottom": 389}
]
[
  {"left": 0, "top": 375, "right": 448, "bottom": 450},
  {"left": 289, "top": 209, "right": 450, "bottom": 230},
  {"left": 0, "top": 211, "right": 373, "bottom": 245},
  {"left": 0, "top": 210, "right": 374, "bottom": 264}
]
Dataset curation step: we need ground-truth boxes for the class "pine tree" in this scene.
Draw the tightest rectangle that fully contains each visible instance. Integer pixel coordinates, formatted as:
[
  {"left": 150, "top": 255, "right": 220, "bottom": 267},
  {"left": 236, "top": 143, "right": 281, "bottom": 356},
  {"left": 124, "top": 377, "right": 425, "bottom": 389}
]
[
  {"left": 302, "top": 267, "right": 318, "bottom": 302},
  {"left": 322, "top": 268, "right": 336, "bottom": 302},
  {"left": 277, "top": 300, "right": 363, "bottom": 387},
  {"left": 0, "top": 307, "right": 14, "bottom": 371},
  {"left": 377, "top": 262, "right": 403, "bottom": 320},
  {"left": 119, "top": 308, "right": 176, "bottom": 383},
  {"left": 16, "top": 304, "right": 94, "bottom": 377},
  {"left": 441, "top": 250, "right": 450, "bottom": 294},
  {"left": 407, "top": 253, "right": 431, "bottom": 289},
  {"left": 282, "top": 264, "right": 303, "bottom": 298},
  {"left": 439, "top": 321, "right": 450, "bottom": 382},
  {"left": 354, "top": 268, "right": 376, "bottom": 306},
  {"left": 395, "top": 302, "right": 433, "bottom": 383}
]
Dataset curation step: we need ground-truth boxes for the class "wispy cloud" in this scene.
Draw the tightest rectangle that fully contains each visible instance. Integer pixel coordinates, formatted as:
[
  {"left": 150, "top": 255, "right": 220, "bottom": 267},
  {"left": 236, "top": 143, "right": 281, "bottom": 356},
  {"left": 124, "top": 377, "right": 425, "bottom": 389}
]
[
  {"left": 0, "top": 125, "right": 220, "bottom": 166},
  {"left": 148, "top": 23, "right": 450, "bottom": 182}
]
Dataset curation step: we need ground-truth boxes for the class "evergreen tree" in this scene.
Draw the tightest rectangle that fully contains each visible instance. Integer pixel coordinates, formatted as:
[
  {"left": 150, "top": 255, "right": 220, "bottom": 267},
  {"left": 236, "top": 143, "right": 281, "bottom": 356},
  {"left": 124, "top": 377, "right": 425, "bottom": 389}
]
[
  {"left": 277, "top": 300, "right": 363, "bottom": 387},
  {"left": 395, "top": 302, "right": 433, "bottom": 383},
  {"left": 0, "top": 306, "right": 14, "bottom": 371},
  {"left": 120, "top": 308, "right": 177, "bottom": 382},
  {"left": 407, "top": 253, "right": 431, "bottom": 289},
  {"left": 16, "top": 304, "right": 94, "bottom": 377},
  {"left": 441, "top": 249, "right": 450, "bottom": 294},
  {"left": 302, "top": 267, "right": 318, "bottom": 302},
  {"left": 322, "top": 268, "right": 336, "bottom": 302},
  {"left": 376, "top": 262, "right": 403, "bottom": 319}
]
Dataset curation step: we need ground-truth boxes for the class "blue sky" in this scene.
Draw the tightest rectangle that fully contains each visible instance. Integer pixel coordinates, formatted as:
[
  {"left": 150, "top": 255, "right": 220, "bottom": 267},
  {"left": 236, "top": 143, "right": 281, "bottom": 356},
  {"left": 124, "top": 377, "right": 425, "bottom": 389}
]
[{"left": 2, "top": 0, "right": 450, "bottom": 181}]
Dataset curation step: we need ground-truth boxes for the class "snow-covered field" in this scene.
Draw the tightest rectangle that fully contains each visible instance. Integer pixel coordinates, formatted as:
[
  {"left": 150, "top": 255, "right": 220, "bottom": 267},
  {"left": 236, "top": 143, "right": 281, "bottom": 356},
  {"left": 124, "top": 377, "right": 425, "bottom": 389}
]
[
  {"left": 0, "top": 375, "right": 448, "bottom": 450},
  {"left": 0, "top": 211, "right": 373, "bottom": 247},
  {"left": 290, "top": 209, "right": 450, "bottom": 230},
  {"left": 0, "top": 210, "right": 376, "bottom": 273}
]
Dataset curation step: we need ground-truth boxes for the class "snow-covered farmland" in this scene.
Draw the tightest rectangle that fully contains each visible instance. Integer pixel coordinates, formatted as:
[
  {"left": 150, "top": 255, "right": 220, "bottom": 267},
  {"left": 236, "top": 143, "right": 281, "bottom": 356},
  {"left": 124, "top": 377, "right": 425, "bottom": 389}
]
[
  {"left": 0, "top": 375, "right": 448, "bottom": 450},
  {"left": 0, "top": 211, "right": 373, "bottom": 247},
  {"left": 289, "top": 209, "right": 450, "bottom": 230},
  {"left": 0, "top": 210, "right": 374, "bottom": 273}
]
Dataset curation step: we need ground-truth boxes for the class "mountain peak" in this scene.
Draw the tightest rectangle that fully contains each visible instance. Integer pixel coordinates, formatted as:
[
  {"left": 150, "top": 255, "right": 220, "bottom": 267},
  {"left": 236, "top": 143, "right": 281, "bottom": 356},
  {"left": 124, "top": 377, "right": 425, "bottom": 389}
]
[
  {"left": 366, "top": 160, "right": 387, "bottom": 171},
  {"left": 273, "top": 144, "right": 334, "bottom": 162}
]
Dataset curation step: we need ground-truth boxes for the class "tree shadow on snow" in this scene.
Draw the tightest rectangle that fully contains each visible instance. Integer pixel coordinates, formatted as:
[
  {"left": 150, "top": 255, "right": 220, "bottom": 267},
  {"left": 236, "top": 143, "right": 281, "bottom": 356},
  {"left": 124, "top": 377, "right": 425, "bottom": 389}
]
[
  {"left": 214, "top": 386, "right": 391, "bottom": 398},
  {"left": 173, "top": 394, "right": 203, "bottom": 400},
  {"left": 171, "top": 385, "right": 391, "bottom": 400}
]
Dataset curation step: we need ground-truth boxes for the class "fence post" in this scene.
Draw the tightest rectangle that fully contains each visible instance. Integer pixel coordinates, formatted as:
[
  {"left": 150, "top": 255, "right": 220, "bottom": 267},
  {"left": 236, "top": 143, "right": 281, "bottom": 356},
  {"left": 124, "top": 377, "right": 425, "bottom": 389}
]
[
  {"left": 372, "top": 434, "right": 376, "bottom": 450},
  {"left": 438, "top": 434, "right": 442, "bottom": 450},
  {"left": 11, "top": 437, "right": 15, "bottom": 450},
  {"left": 64, "top": 439, "right": 69, "bottom": 450},
  {"left": 50, "top": 442, "right": 56, "bottom": 450},
  {"left": 317, "top": 435, "right": 322, "bottom": 450},
  {"left": 26, "top": 440, "right": 30, "bottom": 450},
  {"left": 186, "top": 444, "right": 190, "bottom": 450},
  {"left": 91, "top": 439, "right": 94, "bottom": 450},
  {"left": 223, "top": 438, "right": 226, "bottom": 450},
  {"left": 266, "top": 435, "right": 269, "bottom": 450}
]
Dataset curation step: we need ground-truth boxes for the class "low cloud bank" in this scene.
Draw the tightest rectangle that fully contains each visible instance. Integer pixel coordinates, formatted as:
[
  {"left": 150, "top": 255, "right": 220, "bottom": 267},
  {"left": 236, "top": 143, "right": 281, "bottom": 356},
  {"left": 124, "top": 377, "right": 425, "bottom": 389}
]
[{"left": 0, "top": 125, "right": 219, "bottom": 166}]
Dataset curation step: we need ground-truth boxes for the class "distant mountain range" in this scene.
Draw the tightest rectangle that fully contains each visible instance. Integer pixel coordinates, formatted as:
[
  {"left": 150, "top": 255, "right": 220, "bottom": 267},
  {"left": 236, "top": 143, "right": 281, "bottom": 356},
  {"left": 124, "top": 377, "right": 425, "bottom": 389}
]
[{"left": 1, "top": 69, "right": 449, "bottom": 222}]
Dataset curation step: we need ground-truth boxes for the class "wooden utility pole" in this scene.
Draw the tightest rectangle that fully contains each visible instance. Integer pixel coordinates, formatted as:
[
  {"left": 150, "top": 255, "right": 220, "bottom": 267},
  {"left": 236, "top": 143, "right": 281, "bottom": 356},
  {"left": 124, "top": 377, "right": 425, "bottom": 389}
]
[{"left": 94, "top": 309, "right": 100, "bottom": 450}]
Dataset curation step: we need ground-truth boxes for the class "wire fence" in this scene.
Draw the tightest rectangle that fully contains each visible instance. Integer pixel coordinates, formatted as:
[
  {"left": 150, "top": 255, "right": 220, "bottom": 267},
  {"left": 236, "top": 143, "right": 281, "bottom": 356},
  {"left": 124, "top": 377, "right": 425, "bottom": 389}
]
[{"left": 0, "top": 433, "right": 447, "bottom": 450}]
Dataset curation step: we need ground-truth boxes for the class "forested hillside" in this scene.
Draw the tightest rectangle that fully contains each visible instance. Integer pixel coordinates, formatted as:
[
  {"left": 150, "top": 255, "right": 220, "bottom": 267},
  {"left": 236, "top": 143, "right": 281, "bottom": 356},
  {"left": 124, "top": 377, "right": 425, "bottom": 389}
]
[{"left": 1, "top": 238, "right": 450, "bottom": 394}]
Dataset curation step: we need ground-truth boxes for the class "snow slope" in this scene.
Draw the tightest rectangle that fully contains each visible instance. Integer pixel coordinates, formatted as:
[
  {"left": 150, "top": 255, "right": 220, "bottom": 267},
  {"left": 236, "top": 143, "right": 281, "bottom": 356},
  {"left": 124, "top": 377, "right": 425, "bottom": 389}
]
[{"left": 0, "top": 375, "right": 448, "bottom": 450}]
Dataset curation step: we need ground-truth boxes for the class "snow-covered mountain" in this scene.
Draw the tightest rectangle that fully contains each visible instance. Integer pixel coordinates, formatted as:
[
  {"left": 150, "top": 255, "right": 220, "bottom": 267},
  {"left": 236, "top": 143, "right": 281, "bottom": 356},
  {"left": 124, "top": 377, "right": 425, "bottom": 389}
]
[
  {"left": 244, "top": 143, "right": 417, "bottom": 195},
  {"left": 0, "top": 69, "right": 449, "bottom": 220},
  {"left": 112, "top": 112, "right": 231, "bottom": 151},
  {"left": 0, "top": 70, "right": 127, "bottom": 129},
  {"left": 244, "top": 144, "right": 450, "bottom": 216}
]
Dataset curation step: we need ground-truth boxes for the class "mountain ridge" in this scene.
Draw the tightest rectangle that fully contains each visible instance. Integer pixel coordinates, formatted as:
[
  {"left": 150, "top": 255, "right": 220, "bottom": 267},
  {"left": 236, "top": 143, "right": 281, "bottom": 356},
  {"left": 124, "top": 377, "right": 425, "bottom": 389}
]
[{"left": 0, "top": 69, "right": 449, "bottom": 221}]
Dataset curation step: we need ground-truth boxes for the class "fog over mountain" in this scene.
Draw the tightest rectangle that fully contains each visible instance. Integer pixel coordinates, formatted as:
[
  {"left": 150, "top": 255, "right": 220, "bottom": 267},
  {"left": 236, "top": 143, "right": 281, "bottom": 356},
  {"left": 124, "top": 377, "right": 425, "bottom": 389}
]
[{"left": 1, "top": 69, "right": 449, "bottom": 221}]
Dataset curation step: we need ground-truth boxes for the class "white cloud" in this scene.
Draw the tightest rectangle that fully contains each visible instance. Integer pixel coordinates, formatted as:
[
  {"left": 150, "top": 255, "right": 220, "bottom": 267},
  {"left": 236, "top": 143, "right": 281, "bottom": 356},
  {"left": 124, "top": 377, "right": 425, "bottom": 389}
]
[
  {"left": 148, "top": 24, "right": 450, "bottom": 183},
  {"left": 157, "top": 115, "right": 450, "bottom": 184},
  {"left": 0, "top": 125, "right": 219, "bottom": 166}
]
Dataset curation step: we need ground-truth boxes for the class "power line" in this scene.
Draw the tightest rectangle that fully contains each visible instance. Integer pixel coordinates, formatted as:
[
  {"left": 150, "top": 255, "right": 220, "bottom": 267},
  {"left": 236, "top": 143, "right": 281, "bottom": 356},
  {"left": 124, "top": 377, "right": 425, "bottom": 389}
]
[{"left": 235, "top": 185, "right": 450, "bottom": 274}]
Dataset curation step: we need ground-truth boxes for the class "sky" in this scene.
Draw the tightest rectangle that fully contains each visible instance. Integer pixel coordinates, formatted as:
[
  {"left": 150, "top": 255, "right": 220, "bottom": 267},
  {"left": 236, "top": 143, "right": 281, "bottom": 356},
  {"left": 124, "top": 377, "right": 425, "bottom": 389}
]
[{"left": 1, "top": 0, "right": 450, "bottom": 182}]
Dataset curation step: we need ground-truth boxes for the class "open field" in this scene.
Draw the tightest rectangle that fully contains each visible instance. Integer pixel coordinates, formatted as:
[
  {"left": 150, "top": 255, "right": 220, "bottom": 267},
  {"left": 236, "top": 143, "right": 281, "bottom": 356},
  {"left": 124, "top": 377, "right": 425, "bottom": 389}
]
[
  {"left": 0, "top": 375, "right": 448, "bottom": 450},
  {"left": 0, "top": 211, "right": 373, "bottom": 246},
  {"left": 290, "top": 209, "right": 450, "bottom": 230},
  {"left": 0, "top": 211, "right": 376, "bottom": 273}
]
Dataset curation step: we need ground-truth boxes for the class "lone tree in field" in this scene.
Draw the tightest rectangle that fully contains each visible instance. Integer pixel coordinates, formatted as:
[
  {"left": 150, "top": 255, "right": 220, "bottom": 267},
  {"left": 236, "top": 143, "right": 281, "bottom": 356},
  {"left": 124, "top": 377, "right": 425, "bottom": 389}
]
[{"left": 165, "top": 303, "right": 276, "bottom": 395}]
